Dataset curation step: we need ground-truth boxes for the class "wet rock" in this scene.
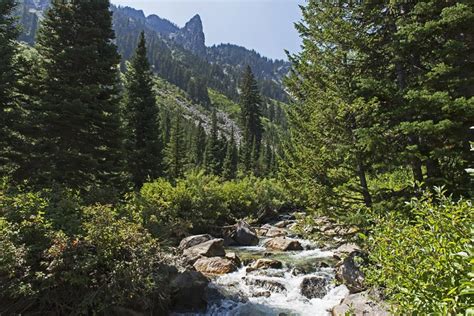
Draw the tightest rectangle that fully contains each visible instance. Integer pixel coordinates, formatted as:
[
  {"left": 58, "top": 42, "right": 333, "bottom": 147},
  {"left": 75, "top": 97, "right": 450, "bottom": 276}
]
[
  {"left": 335, "top": 251, "right": 366, "bottom": 293},
  {"left": 292, "top": 267, "right": 307, "bottom": 276},
  {"left": 179, "top": 234, "right": 213, "bottom": 250},
  {"left": 248, "top": 269, "right": 286, "bottom": 278},
  {"left": 193, "top": 257, "right": 238, "bottom": 275},
  {"left": 265, "top": 227, "right": 287, "bottom": 237},
  {"left": 253, "top": 290, "right": 271, "bottom": 298},
  {"left": 300, "top": 276, "right": 328, "bottom": 299},
  {"left": 246, "top": 259, "right": 283, "bottom": 272},
  {"left": 333, "top": 243, "right": 361, "bottom": 260},
  {"left": 244, "top": 277, "right": 287, "bottom": 293},
  {"left": 225, "top": 252, "right": 242, "bottom": 267},
  {"left": 170, "top": 271, "right": 209, "bottom": 312},
  {"left": 331, "top": 291, "right": 390, "bottom": 316},
  {"left": 233, "top": 220, "right": 259, "bottom": 246},
  {"left": 264, "top": 237, "right": 303, "bottom": 251},
  {"left": 183, "top": 238, "right": 225, "bottom": 263}
]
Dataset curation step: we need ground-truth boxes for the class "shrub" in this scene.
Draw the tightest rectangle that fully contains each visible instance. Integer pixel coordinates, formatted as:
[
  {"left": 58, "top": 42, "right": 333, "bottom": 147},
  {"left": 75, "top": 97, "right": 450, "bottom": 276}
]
[
  {"left": 138, "top": 171, "right": 291, "bottom": 236},
  {"left": 365, "top": 188, "right": 473, "bottom": 314},
  {"left": 34, "top": 204, "right": 176, "bottom": 315},
  {"left": 0, "top": 181, "right": 180, "bottom": 315}
]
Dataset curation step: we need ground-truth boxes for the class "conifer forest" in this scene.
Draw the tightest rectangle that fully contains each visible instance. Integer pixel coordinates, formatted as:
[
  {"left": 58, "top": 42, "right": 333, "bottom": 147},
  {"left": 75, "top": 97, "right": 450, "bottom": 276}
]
[{"left": 0, "top": 0, "right": 472, "bottom": 315}]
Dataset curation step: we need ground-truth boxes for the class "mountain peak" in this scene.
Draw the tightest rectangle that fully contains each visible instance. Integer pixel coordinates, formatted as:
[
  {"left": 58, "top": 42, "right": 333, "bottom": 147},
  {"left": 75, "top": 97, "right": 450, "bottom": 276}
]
[
  {"left": 184, "top": 14, "right": 203, "bottom": 32},
  {"left": 174, "top": 14, "right": 206, "bottom": 57}
]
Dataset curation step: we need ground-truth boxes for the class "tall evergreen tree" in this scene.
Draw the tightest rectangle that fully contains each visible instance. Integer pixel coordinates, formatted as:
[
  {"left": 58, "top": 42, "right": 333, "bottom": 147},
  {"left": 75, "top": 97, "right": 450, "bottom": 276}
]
[
  {"left": 125, "top": 31, "right": 162, "bottom": 188},
  {"left": 363, "top": 1, "right": 473, "bottom": 193},
  {"left": 284, "top": 1, "right": 381, "bottom": 211},
  {"left": 204, "top": 109, "right": 221, "bottom": 175},
  {"left": 164, "top": 114, "right": 186, "bottom": 179},
  {"left": 0, "top": 0, "right": 20, "bottom": 177},
  {"left": 240, "top": 66, "right": 263, "bottom": 173},
  {"left": 35, "top": 0, "right": 124, "bottom": 189},
  {"left": 222, "top": 128, "right": 238, "bottom": 180},
  {"left": 193, "top": 122, "right": 206, "bottom": 167}
]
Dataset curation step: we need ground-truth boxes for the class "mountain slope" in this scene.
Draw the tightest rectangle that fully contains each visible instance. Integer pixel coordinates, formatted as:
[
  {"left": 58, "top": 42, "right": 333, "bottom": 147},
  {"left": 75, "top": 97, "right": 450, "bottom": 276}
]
[{"left": 16, "top": 1, "right": 289, "bottom": 102}]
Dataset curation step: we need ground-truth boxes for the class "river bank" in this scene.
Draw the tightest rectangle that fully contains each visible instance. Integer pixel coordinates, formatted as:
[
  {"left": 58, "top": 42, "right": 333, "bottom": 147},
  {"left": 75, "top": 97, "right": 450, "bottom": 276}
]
[{"left": 170, "top": 215, "right": 390, "bottom": 316}]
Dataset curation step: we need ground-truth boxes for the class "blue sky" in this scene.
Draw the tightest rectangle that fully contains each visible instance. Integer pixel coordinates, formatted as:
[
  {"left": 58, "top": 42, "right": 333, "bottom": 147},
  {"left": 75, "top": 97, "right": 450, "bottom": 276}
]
[{"left": 111, "top": 0, "right": 304, "bottom": 60}]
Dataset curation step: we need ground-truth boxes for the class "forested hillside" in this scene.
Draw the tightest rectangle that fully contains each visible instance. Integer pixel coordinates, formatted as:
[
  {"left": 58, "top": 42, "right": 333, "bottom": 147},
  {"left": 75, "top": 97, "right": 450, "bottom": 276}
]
[{"left": 1, "top": 0, "right": 472, "bottom": 315}]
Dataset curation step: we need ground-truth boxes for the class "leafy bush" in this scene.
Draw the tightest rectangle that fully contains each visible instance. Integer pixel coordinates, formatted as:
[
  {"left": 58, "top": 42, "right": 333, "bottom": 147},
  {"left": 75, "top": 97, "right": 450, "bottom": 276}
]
[
  {"left": 138, "top": 171, "right": 291, "bottom": 236},
  {"left": 365, "top": 188, "right": 473, "bottom": 314},
  {"left": 0, "top": 182, "right": 180, "bottom": 315},
  {"left": 34, "top": 204, "right": 176, "bottom": 315}
]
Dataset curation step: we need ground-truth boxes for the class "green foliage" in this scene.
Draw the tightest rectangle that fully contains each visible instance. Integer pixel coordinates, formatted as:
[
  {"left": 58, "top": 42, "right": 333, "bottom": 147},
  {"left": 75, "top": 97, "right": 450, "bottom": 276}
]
[
  {"left": 240, "top": 66, "right": 264, "bottom": 173},
  {"left": 124, "top": 31, "right": 163, "bottom": 188},
  {"left": 0, "top": 0, "right": 21, "bottom": 177},
  {"left": 222, "top": 128, "right": 239, "bottom": 180},
  {"left": 164, "top": 113, "right": 187, "bottom": 179},
  {"left": 204, "top": 110, "right": 222, "bottom": 175},
  {"left": 138, "top": 171, "right": 291, "bottom": 236},
  {"left": 365, "top": 188, "right": 473, "bottom": 314},
  {"left": 34, "top": 0, "right": 125, "bottom": 189},
  {"left": 0, "top": 181, "right": 178, "bottom": 315}
]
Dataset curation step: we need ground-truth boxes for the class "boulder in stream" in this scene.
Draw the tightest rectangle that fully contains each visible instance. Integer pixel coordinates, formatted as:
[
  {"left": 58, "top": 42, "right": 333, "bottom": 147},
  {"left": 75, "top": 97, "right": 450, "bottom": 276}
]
[
  {"left": 300, "top": 276, "right": 328, "bottom": 299},
  {"left": 333, "top": 243, "right": 361, "bottom": 260},
  {"left": 233, "top": 220, "right": 259, "bottom": 246},
  {"left": 193, "top": 257, "right": 238, "bottom": 275},
  {"left": 179, "top": 234, "right": 213, "bottom": 251},
  {"left": 335, "top": 251, "right": 366, "bottom": 293},
  {"left": 170, "top": 271, "right": 209, "bottom": 312},
  {"left": 183, "top": 238, "right": 225, "bottom": 263},
  {"left": 244, "top": 277, "right": 287, "bottom": 293},
  {"left": 331, "top": 291, "right": 390, "bottom": 316},
  {"left": 225, "top": 252, "right": 242, "bottom": 267},
  {"left": 264, "top": 237, "right": 303, "bottom": 251},
  {"left": 246, "top": 258, "right": 283, "bottom": 272}
]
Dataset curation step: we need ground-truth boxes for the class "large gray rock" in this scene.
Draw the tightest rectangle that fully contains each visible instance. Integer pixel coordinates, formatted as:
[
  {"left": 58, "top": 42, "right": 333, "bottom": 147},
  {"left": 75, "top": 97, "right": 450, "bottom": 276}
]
[
  {"left": 264, "top": 237, "right": 303, "bottom": 251},
  {"left": 332, "top": 291, "right": 390, "bottom": 316},
  {"left": 170, "top": 271, "right": 209, "bottom": 312},
  {"left": 300, "top": 276, "right": 328, "bottom": 299},
  {"left": 335, "top": 251, "right": 366, "bottom": 293},
  {"left": 233, "top": 221, "right": 259, "bottom": 246},
  {"left": 193, "top": 257, "right": 238, "bottom": 275},
  {"left": 179, "top": 234, "right": 213, "bottom": 250},
  {"left": 183, "top": 238, "right": 225, "bottom": 263}
]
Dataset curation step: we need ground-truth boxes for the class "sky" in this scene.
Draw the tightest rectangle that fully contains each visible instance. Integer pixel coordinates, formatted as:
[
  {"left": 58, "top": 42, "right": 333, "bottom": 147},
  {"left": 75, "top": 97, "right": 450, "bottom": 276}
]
[{"left": 110, "top": 0, "right": 304, "bottom": 60}]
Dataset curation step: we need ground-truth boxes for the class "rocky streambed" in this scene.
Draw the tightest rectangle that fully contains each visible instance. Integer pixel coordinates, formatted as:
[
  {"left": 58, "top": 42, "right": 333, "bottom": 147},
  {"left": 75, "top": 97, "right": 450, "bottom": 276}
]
[{"left": 171, "top": 216, "right": 389, "bottom": 316}]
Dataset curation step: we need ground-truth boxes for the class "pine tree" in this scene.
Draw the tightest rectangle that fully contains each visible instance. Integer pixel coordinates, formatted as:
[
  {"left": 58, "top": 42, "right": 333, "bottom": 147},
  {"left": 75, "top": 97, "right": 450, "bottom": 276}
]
[
  {"left": 0, "top": 0, "right": 20, "bottom": 177},
  {"left": 222, "top": 128, "right": 238, "bottom": 180},
  {"left": 204, "top": 109, "right": 220, "bottom": 174},
  {"left": 193, "top": 122, "right": 206, "bottom": 167},
  {"left": 240, "top": 66, "right": 263, "bottom": 173},
  {"left": 125, "top": 31, "right": 162, "bottom": 188},
  {"left": 164, "top": 114, "right": 187, "bottom": 179},
  {"left": 35, "top": 0, "right": 124, "bottom": 189},
  {"left": 284, "top": 2, "right": 380, "bottom": 211}
]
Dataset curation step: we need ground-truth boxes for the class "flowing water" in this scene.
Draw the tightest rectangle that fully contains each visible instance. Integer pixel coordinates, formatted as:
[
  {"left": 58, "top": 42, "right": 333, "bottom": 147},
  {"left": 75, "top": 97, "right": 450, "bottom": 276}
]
[{"left": 180, "top": 235, "right": 350, "bottom": 316}]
